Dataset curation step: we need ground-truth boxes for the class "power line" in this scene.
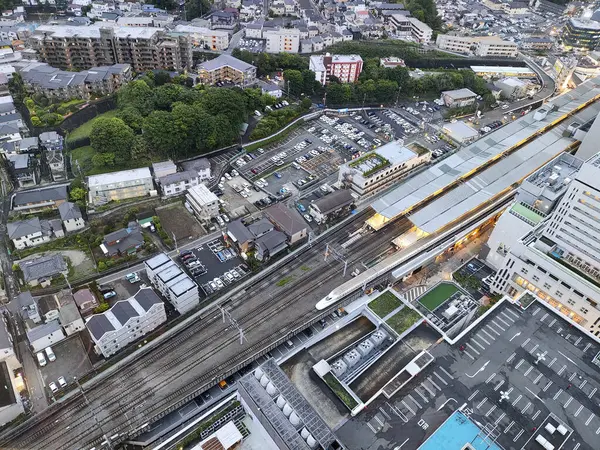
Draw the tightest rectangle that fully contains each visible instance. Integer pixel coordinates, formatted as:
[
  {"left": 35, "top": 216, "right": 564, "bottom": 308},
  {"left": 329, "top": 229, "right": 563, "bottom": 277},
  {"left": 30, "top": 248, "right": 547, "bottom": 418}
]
[{"left": 217, "top": 304, "right": 246, "bottom": 344}]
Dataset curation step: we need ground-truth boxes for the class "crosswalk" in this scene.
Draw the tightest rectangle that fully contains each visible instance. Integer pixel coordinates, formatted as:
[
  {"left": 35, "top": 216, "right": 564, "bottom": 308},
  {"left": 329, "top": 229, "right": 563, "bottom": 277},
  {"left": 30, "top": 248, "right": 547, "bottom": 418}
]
[{"left": 402, "top": 285, "right": 428, "bottom": 302}]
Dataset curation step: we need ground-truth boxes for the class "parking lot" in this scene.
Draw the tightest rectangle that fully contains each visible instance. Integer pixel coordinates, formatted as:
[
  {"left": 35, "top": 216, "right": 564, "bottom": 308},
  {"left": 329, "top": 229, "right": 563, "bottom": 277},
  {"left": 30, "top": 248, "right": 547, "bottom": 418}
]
[
  {"left": 181, "top": 239, "right": 250, "bottom": 297},
  {"left": 337, "top": 300, "right": 600, "bottom": 450},
  {"left": 453, "top": 257, "right": 496, "bottom": 298},
  {"left": 39, "top": 335, "right": 93, "bottom": 397}
]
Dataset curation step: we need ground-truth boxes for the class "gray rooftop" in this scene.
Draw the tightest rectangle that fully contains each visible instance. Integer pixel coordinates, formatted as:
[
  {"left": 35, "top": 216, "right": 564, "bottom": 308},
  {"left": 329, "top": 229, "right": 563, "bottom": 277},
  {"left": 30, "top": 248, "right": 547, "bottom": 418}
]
[
  {"left": 227, "top": 219, "right": 254, "bottom": 243},
  {"left": 59, "top": 301, "right": 82, "bottom": 325},
  {"left": 133, "top": 288, "right": 162, "bottom": 312},
  {"left": 248, "top": 218, "right": 274, "bottom": 237},
  {"left": 111, "top": 300, "right": 139, "bottom": 325},
  {"left": 19, "top": 255, "right": 67, "bottom": 282},
  {"left": 26, "top": 319, "right": 61, "bottom": 342},
  {"left": 58, "top": 201, "right": 82, "bottom": 221},
  {"left": 265, "top": 203, "right": 307, "bottom": 236},
  {"left": 13, "top": 185, "right": 67, "bottom": 207},
  {"left": 256, "top": 230, "right": 287, "bottom": 253},
  {"left": 197, "top": 54, "right": 256, "bottom": 72},
  {"left": 145, "top": 252, "right": 171, "bottom": 270},
  {"left": 313, "top": 190, "right": 354, "bottom": 215},
  {"left": 442, "top": 88, "right": 477, "bottom": 99},
  {"left": 7, "top": 218, "right": 42, "bottom": 239},
  {"left": 158, "top": 170, "right": 198, "bottom": 186},
  {"left": 86, "top": 314, "right": 115, "bottom": 340}
]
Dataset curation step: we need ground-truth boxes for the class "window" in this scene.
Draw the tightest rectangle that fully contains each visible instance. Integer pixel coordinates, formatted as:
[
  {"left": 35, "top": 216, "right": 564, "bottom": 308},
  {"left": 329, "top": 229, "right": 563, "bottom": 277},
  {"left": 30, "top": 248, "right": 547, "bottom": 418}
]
[
  {"left": 532, "top": 275, "right": 540, "bottom": 282},
  {"left": 580, "top": 307, "right": 589, "bottom": 314},
  {"left": 521, "top": 268, "right": 529, "bottom": 275},
  {"left": 555, "top": 290, "right": 563, "bottom": 298},
  {"left": 543, "top": 283, "right": 552, "bottom": 290},
  {"left": 568, "top": 299, "right": 576, "bottom": 306}
]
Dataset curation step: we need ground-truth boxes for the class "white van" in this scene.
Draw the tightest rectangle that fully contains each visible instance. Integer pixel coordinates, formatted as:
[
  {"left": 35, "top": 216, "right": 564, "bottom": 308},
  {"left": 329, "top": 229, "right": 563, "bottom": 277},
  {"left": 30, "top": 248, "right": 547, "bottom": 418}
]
[
  {"left": 37, "top": 352, "right": 47, "bottom": 367},
  {"left": 45, "top": 346, "right": 56, "bottom": 362}
]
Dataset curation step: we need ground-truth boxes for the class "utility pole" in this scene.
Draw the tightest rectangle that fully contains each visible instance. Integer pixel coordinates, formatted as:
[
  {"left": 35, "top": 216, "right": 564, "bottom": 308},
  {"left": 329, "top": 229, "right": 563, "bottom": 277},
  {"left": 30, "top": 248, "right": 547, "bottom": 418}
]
[
  {"left": 74, "top": 377, "right": 113, "bottom": 449},
  {"left": 218, "top": 305, "right": 246, "bottom": 344},
  {"left": 323, "top": 243, "right": 349, "bottom": 277},
  {"left": 172, "top": 232, "right": 178, "bottom": 252}
]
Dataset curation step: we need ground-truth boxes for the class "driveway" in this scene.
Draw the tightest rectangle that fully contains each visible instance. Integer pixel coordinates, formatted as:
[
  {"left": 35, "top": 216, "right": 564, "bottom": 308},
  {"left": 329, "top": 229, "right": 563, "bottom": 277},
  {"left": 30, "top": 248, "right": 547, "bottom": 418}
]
[{"left": 19, "top": 341, "right": 48, "bottom": 412}]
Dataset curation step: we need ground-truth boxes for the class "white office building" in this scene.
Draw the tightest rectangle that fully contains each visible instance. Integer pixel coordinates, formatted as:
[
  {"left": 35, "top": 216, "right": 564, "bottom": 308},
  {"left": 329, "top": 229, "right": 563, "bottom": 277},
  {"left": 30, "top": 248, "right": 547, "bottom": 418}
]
[
  {"left": 86, "top": 288, "right": 166, "bottom": 357},
  {"left": 264, "top": 28, "right": 301, "bottom": 53},
  {"left": 88, "top": 168, "right": 154, "bottom": 206},
  {"left": 145, "top": 253, "right": 199, "bottom": 314},
  {"left": 492, "top": 152, "right": 600, "bottom": 334},
  {"left": 186, "top": 183, "right": 219, "bottom": 223}
]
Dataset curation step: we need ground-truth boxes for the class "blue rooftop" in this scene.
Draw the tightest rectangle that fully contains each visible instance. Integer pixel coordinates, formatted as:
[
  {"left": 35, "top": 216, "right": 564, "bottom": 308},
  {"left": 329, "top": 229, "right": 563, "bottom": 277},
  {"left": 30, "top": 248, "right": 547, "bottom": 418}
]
[{"left": 419, "top": 411, "right": 502, "bottom": 450}]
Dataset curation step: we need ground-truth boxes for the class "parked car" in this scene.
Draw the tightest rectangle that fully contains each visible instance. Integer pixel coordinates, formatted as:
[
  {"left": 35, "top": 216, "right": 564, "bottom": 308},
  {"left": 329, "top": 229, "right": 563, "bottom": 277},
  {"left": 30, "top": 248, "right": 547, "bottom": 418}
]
[
  {"left": 45, "top": 347, "right": 56, "bottom": 362},
  {"left": 57, "top": 376, "right": 67, "bottom": 388},
  {"left": 48, "top": 382, "right": 58, "bottom": 393}
]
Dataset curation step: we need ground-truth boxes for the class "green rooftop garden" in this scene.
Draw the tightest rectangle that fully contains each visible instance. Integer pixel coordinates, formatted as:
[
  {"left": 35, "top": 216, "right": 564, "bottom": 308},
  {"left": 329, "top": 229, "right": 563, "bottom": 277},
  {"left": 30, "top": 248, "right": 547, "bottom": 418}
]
[
  {"left": 510, "top": 203, "right": 545, "bottom": 225},
  {"left": 368, "top": 291, "right": 401, "bottom": 318},
  {"left": 323, "top": 373, "right": 358, "bottom": 410},
  {"left": 349, "top": 152, "right": 390, "bottom": 177},
  {"left": 418, "top": 283, "right": 460, "bottom": 311},
  {"left": 386, "top": 307, "right": 422, "bottom": 335}
]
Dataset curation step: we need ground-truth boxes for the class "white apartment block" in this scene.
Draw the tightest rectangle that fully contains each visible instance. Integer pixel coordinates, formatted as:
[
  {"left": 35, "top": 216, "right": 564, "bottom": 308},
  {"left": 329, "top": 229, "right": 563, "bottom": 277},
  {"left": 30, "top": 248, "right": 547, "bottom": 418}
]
[
  {"left": 145, "top": 253, "right": 199, "bottom": 314},
  {"left": 492, "top": 153, "right": 600, "bottom": 335},
  {"left": 158, "top": 171, "right": 201, "bottom": 197},
  {"left": 408, "top": 17, "right": 432, "bottom": 43},
  {"left": 436, "top": 34, "right": 518, "bottom": 58},
  {"left": 86, "top": 288, "right": 166, "bottom": 358},
  {"left": 7, "top": 218, "right": 52, "bottom": 250},
  {"left": 173, "top": 24, "right": 229, "bottom": 51},
  {"left": 186, "top": 184, "right": 219, "bottom": 223},
  {"left": 88, "top": 167, "right": 154, "bottom": 206},
  {"left": 338, "top": 142, "right": 430, "bottom": 197},
  {"left": 264, "top": 28, "right": 300, "bottom": 53}
]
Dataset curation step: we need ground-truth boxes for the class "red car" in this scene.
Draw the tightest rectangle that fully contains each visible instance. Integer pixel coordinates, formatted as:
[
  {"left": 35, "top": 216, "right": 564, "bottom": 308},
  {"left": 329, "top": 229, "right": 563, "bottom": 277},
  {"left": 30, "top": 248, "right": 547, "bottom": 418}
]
[{"left": 251, "top": 168, "right": 258, "bottom": 174}]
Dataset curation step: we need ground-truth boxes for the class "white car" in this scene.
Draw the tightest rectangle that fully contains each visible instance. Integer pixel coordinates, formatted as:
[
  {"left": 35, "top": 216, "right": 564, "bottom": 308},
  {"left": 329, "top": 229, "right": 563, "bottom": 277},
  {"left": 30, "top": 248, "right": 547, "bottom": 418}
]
[
  {"left": 49, "top": 382, "right": 58, "bottom": 393},
  {"left": 57, "top": 376, "right": 67, "bottom": 388},
  {"left": 215, "top": 278, "right": 224, "bottom": 289},
  {"left": 304, "top": 214, "right": 313, "bottom": 222}
]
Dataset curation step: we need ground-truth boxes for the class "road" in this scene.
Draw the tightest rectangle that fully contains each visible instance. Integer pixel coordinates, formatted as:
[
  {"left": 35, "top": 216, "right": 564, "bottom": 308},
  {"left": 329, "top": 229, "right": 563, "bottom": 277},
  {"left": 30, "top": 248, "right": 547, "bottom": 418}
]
[{"left": 1, "top": 209, "right": 412, "bottom": 449}]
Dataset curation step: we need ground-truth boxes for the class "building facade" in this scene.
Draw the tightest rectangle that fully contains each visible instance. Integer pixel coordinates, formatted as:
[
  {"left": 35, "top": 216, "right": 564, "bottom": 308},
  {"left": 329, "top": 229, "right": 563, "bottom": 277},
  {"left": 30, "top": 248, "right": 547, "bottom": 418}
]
[
  {"left": 58, "top": 202, "right": 85, "bottom": 232},
  {"left": 186, "top": 183, "right": 219, "bottom": 223},
  {"left": 441, "top": 88, "right": 478, "bottom": 108},
  {"left": 196, "top": 54, "right": 257, "bottom": 87},
  {"left": 562, "top": 18, "right": 600, "bottom": 50},
  {"left": 158, "top": 171, "right": 201, "bottom": 197},
  {"left": 88, "top": 167, "right": 154, "bottom": 206},
  {"left": 436, "top": 34, "right": 518, "bottom": 58},
  {"left": 264, "top": 28, "right": 300, "bottom": 53},
  {"left": 86, "top": 288, "right": 166, "bottom": 357},
  {"left": 145, "top": 253, "right": 199, "bottom": 314},
  {"left": 173, "top": 24, "right": 229, "bottom": 51},
  {"left": 309, "top": 54, "right": 363, "bottom": 86}
]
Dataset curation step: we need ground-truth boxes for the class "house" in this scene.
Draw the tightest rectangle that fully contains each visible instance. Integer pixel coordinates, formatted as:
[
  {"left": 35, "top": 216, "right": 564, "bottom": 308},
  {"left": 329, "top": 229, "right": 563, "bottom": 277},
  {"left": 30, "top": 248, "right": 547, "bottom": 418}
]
[
  {"left": 37, "top": 295, "right": 60, "bottom": 323},
  {"left": 186, "top": 184, "right": 219, "bottom": 224},
  {"left": 158, "top": 171, "right": 201, "bottom": 197},
  {"left": 259, "top": 81, "right": 283, "bottom": 98},
  {"left": 152, "top": 160, "right": 177, "bottom": 179},
  {"left": 38, "top": 131, "right": 63, "bottom": 151},
  {"left": 87, "top": 168, "right": 154, "bottom": 206},
  {"left": 0, "top": 316, "right": 25, "bottom": 426},
  {"left": 145, "top": 253, "right": 199, "bottom": 314},
  {"left": 100, "top": 224, "right": 144, "bottom": 257},
  {"left": 16, "top": 292, "right": 41, "bottom": 324},
  {"left": 86, "top": 288, "right": 166, "bottom": 357},
  {"left": 0, "top": 123, "right": 20, "bottom": 142},
  {"left": 309, "top": 189, "right": 355, "bottom": 223},
  {"left": 46, "top": 149, "right": 66, "bottom": 181},
  {"left": 73, "top": 288, "right": 99, "bottom": 316},
  {"left": 26, "top": 320, "right": 66, "bottom": 353},
  {"left": 255, "top": 230, "right": 287, "bottom": 261},
  {"left": 181, "top": 158, "right": 211, "bottom": 180},
  {"left": 7, "top": 153, "right": 40, "bottom": 187},
  {"left": 58, "top": 201, "right": 85, "bottom": 232},
  {"left": 49, "top": 219, "right": 64, "bottom": 238},
  {"left": 18, "top": 136, "right": 39, "bottom": 153},
  {"left": 19, "top": 254, "right": 68, "bottom": 287},
  {"left": 12, "top": 185, "right": 68, "bottom": 213},
  {"left": 264, "top": 203, "right": 307, "bottom": 244},
  {"left": 56, "top": 290, "right": 85, "bottom": 336},
  {"left": 441, "top": 88, "right": 477, "bottom": 108},
  {"left": 7, "top": 218, "right": 53, "bottom": 249},
  {"left": 226, "top": 219, "right": 255, "bottom": 252}
]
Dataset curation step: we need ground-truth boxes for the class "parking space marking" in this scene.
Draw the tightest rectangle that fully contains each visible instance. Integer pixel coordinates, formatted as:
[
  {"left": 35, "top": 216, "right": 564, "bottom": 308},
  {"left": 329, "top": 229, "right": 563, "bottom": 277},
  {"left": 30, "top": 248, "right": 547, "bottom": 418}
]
[
  {"left": 477, "top": 398, "right": 488, "bottom": 409},
  {"left": 549, "top": 319, "right": 556, "bottom": 327},
  {"left": 530, "top": 344, "right": 539, "bottom": 354},
  {"left": 564, "top": 397, "right": 573, "bottom": 408},
  {"left": 575, "top": 337, "right": 582, "bottom": 346},
  {"left": 374, "top": 414, "right": 384, "bottom": 426},
  {"left": 574, "top": 443, "right": 581, "bottom": 450},
  {"left": 415, "top": 388, "right": 429, "bottom": 403},
  {"left": 501, "top": 311, "right": 515, "bottom": 323},
  {"left": 468, "top": 390, "right": 479, "bottom": 401},
  {"left": 532, "top": 410, "right": 541, "bottom": 421},
  {"left": 575, "top": 405, "right": 584, "bottom": 417},
  {"left": 477, "top": 334, "right": 491, "bottom": 345},
  {"left": 558, "top": 365, "right": 567, "bottom": 376},
  {"left": 497, "top": 316, "right": 510, "bottom": 328},
  {"left": 513, "top": 429, "right": 524, "bottom": 442},
  {"left": 467, "top": 343, "right": 480, "bottom": 355},
  {"left": 549, "top": 357, "right": 557, "bottom": 367},
  {"left": 533, "top": 307, "right": 541, "bottom": 316},
  {"left": 471, "top": 339, "right": 485, "bottom": 350},
  {"left": 580, "top": 380, "right": 587, "bottom": 389},
  {"left": 584, "top": 343, "right": 592, "bottom": 352},
  {"left": 522, "top": 338, "right": 531, "bottom": 348},
  {"left": 505, "top": 421, "right": 515, "bottom": 433},
  {"left": 543, "top": 381, "right": 553, "bottom": 392},
  {"left": 485, "top": 405, "right": 496, "bottom": 417},
  {"left": 494, "top": 380, "right": 505, "bottom": 391},
  {"left": 464, "top": 350, "right": 476, "bottom": 360},
  {"left": 408, "top": 394, "right": 422, "bottom": 409},
  {"left": 421, "top": 382, "right": 435, "bottom": 396},
  {"left": 553, "top": 389, "right": 563, "bottom": 400},
  {"left": 541, "top": 313, "right": 549, "bottom": 322},
  {"left": 491, "top": 321, "right": 506, "bottom": 332},
  {"left": 507, "top": 353, "right": 516, "bottom": 364},
  {"left": 515, "top": 359, "right": 524, "bottom": 370},
  {"left": 521, "top": 402, "right": 532, "bottom": 414},
  {"left": 495, "top": 412, "right": 506, "bottom": 425},
  {"left": 481, "top": 329, "right": 495, "bottom": 341},
  {"left": 506, "top": 309, "right": 520, "bottom": 319},
  {"left": 588, "top": 387, "right": 597, "bottom": 399},
  {"left": 524, "top": 366, "right": 533, "bottom": 377},
  {"left": 440, "top": 367, "right": 454, "bottom": 379},
  {"left": 485, "top": 373, "right": 496, "bottom": 384},
  {"left": 433, "top": 372, "right": 448, "bottom": 386},
  {"left": 486, "top": 325, "right": 501, "bottom": 336},
  {"left": 512, "top": 394, "right": 522, "bottom": 406},
  {"left": 427, "top": 377, "right": 441, "bottom": 391},
  {"left": 401, "top": 400, "right": 416, "bottom": 416},
  {"left": 569, "top": 373, "right": 577, "bottom": 381},
  {"left": 534, "top": 374, "right": 543, "bottom": 384},
  {"left": 586, "top": 414, "right": 594, "bottom": 426},
  {"left": 367, "top": 422, "right": 377, "bottom": 433},
  {"left": 596, "top": 426, "right": 600, "bottom": 435}
]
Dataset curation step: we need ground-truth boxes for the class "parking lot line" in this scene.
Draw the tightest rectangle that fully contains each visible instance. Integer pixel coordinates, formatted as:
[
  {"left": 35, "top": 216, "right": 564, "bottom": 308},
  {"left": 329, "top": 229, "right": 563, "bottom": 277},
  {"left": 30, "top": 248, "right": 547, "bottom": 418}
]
[
  {"left": 543, "top": 381, "right": 553, "bottom": 392},
  {"left": 506, "top": 309, "right": 520, "bottom": 319},
  {"left": 507, "top": 353, "right": 516, "bottom": 364},
  {"left": 491, "top": 321, "right": 506, "bottom": 332},
  {"left": 374, "top": 415, "right": 384, "bottom": 426},
  {"left": 486, "top": 325, "right": 501, "bottom": 336},
  {"left": 530, "top": 344, "right": 539, "bottom": 354},
  {"left": 521, "top": 402, "right": 531, "bottom": 414},
  {"left": 512, "top": 394, "right": 522, "bottom": 406},
  {"left": 558, "top": 365, "right": 567, "bottom": 376},
  {"left": 549, "top": 357, "right": 557, "bottom": 367},
  {"left": 440, "top": 367, "right": 454, "bottom": 379},
  {"left": 428, "top": 377, "right": 441, "bottom": 391},
  {"left": 421, "top": 382, "right": 436, "bottom": 396},
  {"left": 524, "top": 366, "right": 533, "bottom": 377},
  {"left": 477, "top": 398, "right": 488, "bottom": 409},
  {"left": 485, "top": 405, "right": 496, "bottom": 417},
  {"left": 553, "top": 389, "right": 563, "bottom": 400},
  {"left": 580, "top": 380, "right": 587, "bottom": 389},
  {"left": 481, "top": 329, "right": 495, "bottom": 341},
  {"left": 534, "top": 374, "right": 543, "bottom": 384},
  {"left": 415, "top": 389, "right": 429, "bottom": 403},
  {"left": 584, "top": 343, "right": 592, "bottom": 352},
  {"left": 485, "top": 373, "right": 496, "bottom": 384},
  {"left": 433, "top": 371, "right": 448, "bottom": 386},
  {"left": 467, "top": 343, "right": 480, "bottom": 355},
  {"left": 471, "top": 338, "right": 486, "bottom": 350},
  {"left": 494, "top": 380, "right": 505, "bottom": 391},
  {"left": 513, "top": 429, "right": 524, "bottom": 442},
  {"left": 575, "top": 337, "right": 582, "bottom": 346},
  {"left": 402, "top": 400, "right": 416, "bottom": 416},
  {"left": 522, "top": 338, "right": 531, "bottom": 347},
  {"left": 497, "top": 316, "right": 511, "bottom": 328},
  {"left": 515, "top": 359, "right": 524, "bottom": 370},
  {"left": 586, "top": 413, "right": 594, "bottom": 426},
  {"left": 541, "top": 313, "right": 549, "bottom": 322},
  {"left": 569, "top": 373, "right": 577, "bottom": 381},
  {"left": 468, "top": 390, "right": 479, "bottom": 401},
  {"left": 367, "top": 422, "right": 377, "bottom": 433},
  {"left": 408, "top": 394, "right": 422, "bottom": 409},
  {"left": 379, "top": 407, "right": 391, "bottom": 420},
  {"left": 501, "top": 311, "right": 515, "bottom": 323},
  {"left": 532, "top": 410, "right": 541, "bottom": 421},
  {"left": 477, "top": 334, "right": 491, "bottom": 345},
  {"left": 464, "top": 350, "right": 476, "bottom": 360},
  {"left": 563, "top": 397, "right": 572, "bottom": 408},
  {"left": 575, "top": 405, "right": 584, "bottom": 417},
  {"left": 495, "top": 413, "right": 506, "bottom": 425},
  {"left": 549, "top": 319, "right": 556, "bottom": 327},
  {"left": 596, "top": 426, "right": 600, "bottom": 435},
  {"left": 588, "top": 387, "right": 597, "bottom": 399},
  {"left": 505, "top": 421, "right": 515, "bottom": 433},
  {"left": 533, "top": 307, "right": 541, "bottom": 316}
]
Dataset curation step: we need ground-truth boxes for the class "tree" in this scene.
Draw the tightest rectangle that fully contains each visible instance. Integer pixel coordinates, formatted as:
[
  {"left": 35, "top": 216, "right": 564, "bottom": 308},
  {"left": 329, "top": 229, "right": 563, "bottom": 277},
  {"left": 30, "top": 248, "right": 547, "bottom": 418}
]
[
  {"left": 92, "top": 152, "right": 115, "bottom": 168},
  {"left": 89, "top": 117, "right": 135, "bottom": 163},
  {"left": 152, "top": 84, "right": 185, "bottom": 110},
  {"left": 70, "top": 187, "right": 86, "bottom": 202},
  {"left": 301, "top": 69, "right": 320, "bottom": 96},
  {"left": 116, "top": 106, "right": 144, "bottom": 133},
  {"left": 199, "top": 88, "right": 247, "bottom": 126},
  {"left": 300, "top": 97, "right": 312, "bottom": 110},
  {"left": 184, "top": 0, "right": 212, "bottom": 20},
  {"left": 283, "top": 69, "right": 303, "bottom": 97},
  {"left": 143, "top": 110, "right": 180, "bottom": 157},
  {"left": 117, "top": 80, "right": 154, "bottom": 115},
  {"left": 8, "top": 72, "right": 25, "bottom": 104},
  {"left": 154, "top": 70, "right": 172, "bottom": 86}
]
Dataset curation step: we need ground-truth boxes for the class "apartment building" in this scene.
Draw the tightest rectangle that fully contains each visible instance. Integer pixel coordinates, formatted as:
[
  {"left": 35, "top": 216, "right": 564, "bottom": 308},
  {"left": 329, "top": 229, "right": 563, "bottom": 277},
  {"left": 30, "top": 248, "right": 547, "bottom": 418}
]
[
  {"left": 173, "top": 24, "right": 229, "bottom": 51},
  {"left": 441, "top": 88, "right": 477, "bottom": 108},
  {"left": 88, "top": 168, "right": 154, "bottom": 206},
  {"left": 58, "top": 202, "right": 85, "bottom": 232},
  {"left": 521, "top": 37, "right": 554, "bottom": 51},
  {"left": 491, "top": 152, "right": 600, "bottom": 334},
  {"left": 29, "top": 24, "right": 192, "bottom": 72},
  {"left": 562, "top": 18, "right": 600, "bottom": 50},
  {"left": 408, "top": 17, "right": 432, "bottom": 43},
  {"left": 309, "top": 54, "right": 363, "bottom": 86},
  {"left": 196, "top": 54, "right": 257, "bottom": 87},
  {"left": 436, "top": 34, "right": 518, "bottom": 58},
  {"left": 186, "top": 183, "right": 219, "bottom": 223},
  {"left": 19, "top": 62, "right": 132, "bottom": 100},
  {"left": 338, "top": 141, "right": 429, "bottom": 197},
  {"left": 145, "top": 253, "right": 199, "bottom": 314},
  {"left": 158, "top": 170, "right": 201, "bottom": 197},
  {"left": 86, "top": 288, "right": 166, "bottom": 357},
  {"left": 264, "top": 28, "right": 300, "bottom": 53}
]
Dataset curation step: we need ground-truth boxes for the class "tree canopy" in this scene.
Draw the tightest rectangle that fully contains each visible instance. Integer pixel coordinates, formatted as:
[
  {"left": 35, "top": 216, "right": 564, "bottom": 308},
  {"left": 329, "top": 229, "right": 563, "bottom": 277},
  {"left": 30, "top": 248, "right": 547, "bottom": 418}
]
[{"left": 89, "top": 117, "right": 135, "bottom": 164}]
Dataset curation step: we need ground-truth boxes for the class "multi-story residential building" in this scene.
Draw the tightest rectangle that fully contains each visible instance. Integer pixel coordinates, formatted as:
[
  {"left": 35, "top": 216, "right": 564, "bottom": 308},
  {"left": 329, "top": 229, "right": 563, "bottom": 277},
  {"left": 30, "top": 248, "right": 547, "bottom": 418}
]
[
  {"left": 436, "top": 34, "right": 518, "bottom": 58},
  {"left": 264, "top": 28, "right": 300, "bottom": 53},
  {"left": 29, "top": 24, "right": 193, "bottom": 72},
  {"left": 7, "top": 218, "right": 53, "bottom": 249},
  {"left": 145, "top": 253, "right": 199, "bottom": 314},
  {"left": 86, "top": 288, "right": 166, "bottom": 357},
  {"left": 12, "top": 185, "right": 68, "bottom": 212},
  {"left": 173, "top": 24, "right": 229, "bottom": 51},
  {"left": 7, "top": 153, "right": 40, "bottom": 187},
  {"left": 441, "top": 88, "right": 478, "bottom": 108},
  {"left": 309, "top": 54, "right": 363, "bottom": 86},
  {"left": 309, "top": 189, "right": 355, "bottom": 224},
  {"left": 87, "top": 167, "right": 154, "bottom": 206},
  {"left": 338, "top": 141, "right": 429, "bottom": 197},
  {"left": 562, "top": 18, "right": 600, "bottom": 50},
  {"left": 0, "top": 317, "right": 26, "bottom": 426},
  {"left": 486, "top": 153, "right": 583, "bottom": 270},
  {"left": 186, "top": 182, "right": 219, "bottom": 224},
  {"left": 196, "top": 54, "right": 257, "bottom": 87},
  {"left": 501, "top": 1, "right": 529, "bottom": 14},
  {"left": 152, "top": 160, "right": 176, "bottom": 179},
  {"left": 521, "top": 37, "right": 554, "bottom": 51},
  {"left": 19, "top": 62, "right": 132, "bottom": 100},
  {"left": 58, "top": 202, "right": 85, "bottom": 232},
  {"left": 408, "top": 17, "right": 432, "bottom": 43},
  {"left": 158, "top": 171, "right": 201, "bottom": 197},
  {"left": 491, "top": 152, "right": 600, "bottom": 334},
  {"left": 380, "top": 57, "right": 405, "bottom": 68},
  {"left": 181, "top": 158, "right": 211, "bottom": 180}
]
